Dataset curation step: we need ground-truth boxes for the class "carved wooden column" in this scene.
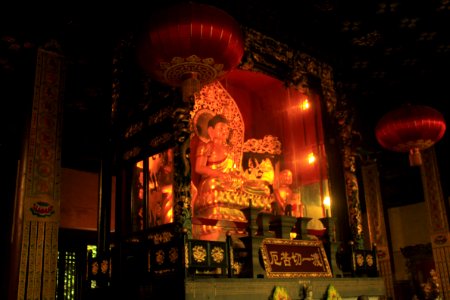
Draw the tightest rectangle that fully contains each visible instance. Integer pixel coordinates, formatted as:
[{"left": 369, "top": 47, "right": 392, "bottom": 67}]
[
  {"left": 173, "top": 87, "right": 196, "bottom": 238},
  {"left": 335, "top": 106, "right": 365, "bottom": 249},
  {"left": 361, "top": 161, "right": 395, "bottom": 299},
  {"left": 420, "top": 147, "right": 450, "bottom": 299},
  {"left": 11, "top": 45, "right": 65, "bottom": 299}
]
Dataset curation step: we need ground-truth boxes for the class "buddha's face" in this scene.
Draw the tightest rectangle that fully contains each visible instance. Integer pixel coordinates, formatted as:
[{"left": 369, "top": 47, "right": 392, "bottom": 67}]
[{"left": 210, "top": 122, "right": 230, "bottom": 142}]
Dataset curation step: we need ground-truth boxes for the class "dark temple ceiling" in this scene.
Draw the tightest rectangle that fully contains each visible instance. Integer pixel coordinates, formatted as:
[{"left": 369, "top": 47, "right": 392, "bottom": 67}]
[{"left": 1, "top": 0, "right": 450, "bottom": 207}]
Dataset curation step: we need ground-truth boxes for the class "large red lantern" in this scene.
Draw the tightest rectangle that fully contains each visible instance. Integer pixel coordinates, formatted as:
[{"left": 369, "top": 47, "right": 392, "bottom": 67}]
[
  {"left": 137, "top": 1, "right": 244, "bottom": 95},
  {"left": 375, "top": 104, "right": 446, "bottom": 166}
]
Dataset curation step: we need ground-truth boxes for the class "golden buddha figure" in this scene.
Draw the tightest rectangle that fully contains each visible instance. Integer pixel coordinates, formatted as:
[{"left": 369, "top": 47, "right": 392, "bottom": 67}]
[
  {"left": 193, "top": 114, "right": 247, "bottom": 240},
  {"left": 273, "top": 169, "right": 294, "bottom": 215}
]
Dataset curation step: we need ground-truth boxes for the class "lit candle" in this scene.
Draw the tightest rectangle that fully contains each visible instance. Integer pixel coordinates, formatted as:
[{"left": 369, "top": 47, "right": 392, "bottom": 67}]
[{"left": 323, "top": 196, "right": 331, "bottom": 218}]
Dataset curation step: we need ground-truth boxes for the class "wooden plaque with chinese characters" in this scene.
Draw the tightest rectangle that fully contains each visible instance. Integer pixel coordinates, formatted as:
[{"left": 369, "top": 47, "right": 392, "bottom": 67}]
[{"left": 260, "top": 238, "right": 332, "bottom": 278}]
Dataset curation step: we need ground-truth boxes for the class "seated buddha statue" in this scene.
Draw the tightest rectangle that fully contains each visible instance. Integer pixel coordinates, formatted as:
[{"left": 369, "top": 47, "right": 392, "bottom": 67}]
[
  {"left": 272, "top": 169, "right": 293, "bottom": 215},
  {"left": 193, "top": 114, "right": 247, "bottom": 240}
]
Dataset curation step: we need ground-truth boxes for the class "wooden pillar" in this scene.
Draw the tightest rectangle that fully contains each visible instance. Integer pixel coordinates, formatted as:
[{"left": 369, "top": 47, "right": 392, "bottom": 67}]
[
  {"left": 335, "top": 107, "right": 365, "bottom": 249},
  {"left": 361, "top": 161, "right": 395, "bottom": 299},
  {"left": 420, "top": 147, "right": 450, "bottom": 299},
  {"left": 172, "top": 74, "right": 199, "bottom": 238},
  {"left": 11, "top": 45, "right": 65, "bottom": 299}
]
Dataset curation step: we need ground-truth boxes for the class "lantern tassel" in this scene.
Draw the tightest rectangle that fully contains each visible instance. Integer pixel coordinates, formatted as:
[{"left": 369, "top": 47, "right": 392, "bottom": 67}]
[{"left": 409, "top": 148, "right": 422, "bottom": 166}]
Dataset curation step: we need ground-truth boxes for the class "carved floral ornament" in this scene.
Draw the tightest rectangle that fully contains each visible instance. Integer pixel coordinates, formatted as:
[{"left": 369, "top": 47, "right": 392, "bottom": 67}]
[
  {"left": 211, "top": 247, "right": 225, "bottom": 263},
  {"left": 242, "top": 135, "right": 282, "bottom": 155},
  {"left": 192, "top": 245, "right": 207, "bottom": 263},
  {"left": 168, "top": 247, "right": 179, "bottom": 264},
  {"left": 155, "top": 250, "right": 165, "bottom": 265}
]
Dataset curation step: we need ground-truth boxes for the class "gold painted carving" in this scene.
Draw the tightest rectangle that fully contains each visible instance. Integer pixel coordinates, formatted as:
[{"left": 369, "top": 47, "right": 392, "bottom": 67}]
[
  {"left": 242, "top": 135, "right": 282, "bottom": 155},
  {"left": 169, "top": 247, "right": 179, "bottom": 264},
  {"left": 211, "top": 247, "right": 225, "bottom": 263},
  {"left": 192, "top": 245, "right": 207, "bottom": 263},
  {"left": 160, "top": 55, "right": 225, "bottom": 85},
  {"left": 148, "top": 231, "right": 174, "bottom": 245},
  {"left": 155, "top": 250, "right": 165, "bottom": 265},
  {"left": 356, "top": 254, "right": 364, "bottom": 266},
  {"left": 366, "top": 254, "right": 374, "bottom": 267}
]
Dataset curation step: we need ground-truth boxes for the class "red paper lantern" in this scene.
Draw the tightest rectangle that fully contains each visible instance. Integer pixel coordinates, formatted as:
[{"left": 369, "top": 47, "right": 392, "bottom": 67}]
[
  {"left": 137, "top": 2, "right": 244, "bottom": 87},
  {"left": 375, "top": 104, "right": 446, "bottom": 166}
]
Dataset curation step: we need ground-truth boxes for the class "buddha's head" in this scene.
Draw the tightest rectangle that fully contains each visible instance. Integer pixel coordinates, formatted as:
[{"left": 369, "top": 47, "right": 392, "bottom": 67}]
[{"left": 207, "top": 114, "right": 230, "bottom": 142}]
